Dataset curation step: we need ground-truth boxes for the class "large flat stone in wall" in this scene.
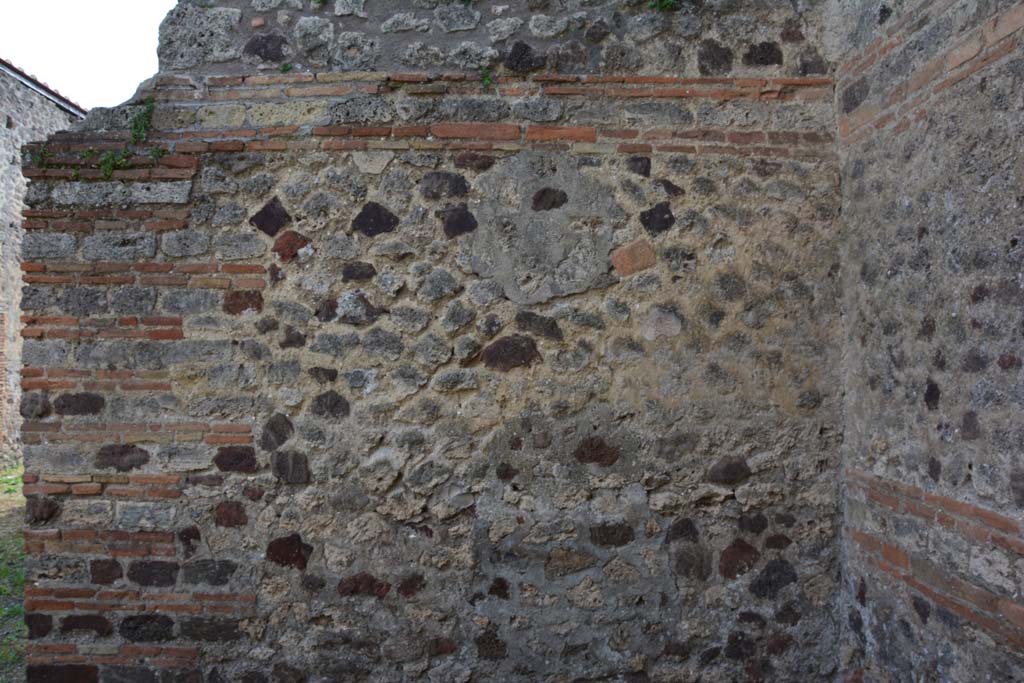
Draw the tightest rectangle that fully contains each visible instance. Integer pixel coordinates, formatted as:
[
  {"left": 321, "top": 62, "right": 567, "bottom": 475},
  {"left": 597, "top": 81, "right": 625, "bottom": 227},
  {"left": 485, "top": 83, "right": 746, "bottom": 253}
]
[
  {"left": 47, "top": 181, "right": 193, "bottom": 206},
  {"left": 459, "top": 152, "right": 621, "bottom": 305}
]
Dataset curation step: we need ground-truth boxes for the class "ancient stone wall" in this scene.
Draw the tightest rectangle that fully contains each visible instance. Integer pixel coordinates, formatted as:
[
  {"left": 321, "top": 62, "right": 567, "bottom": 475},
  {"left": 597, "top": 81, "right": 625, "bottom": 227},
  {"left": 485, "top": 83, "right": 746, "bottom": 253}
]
[
  {"left": 0, "top": 66, "right": 80, "bottom": 466},
  {"left": 13, "top": 0, "right": 1024, "bottom": 682},
  {"left": 834, "top": 0, "right": 1024, "bottom": 680}
]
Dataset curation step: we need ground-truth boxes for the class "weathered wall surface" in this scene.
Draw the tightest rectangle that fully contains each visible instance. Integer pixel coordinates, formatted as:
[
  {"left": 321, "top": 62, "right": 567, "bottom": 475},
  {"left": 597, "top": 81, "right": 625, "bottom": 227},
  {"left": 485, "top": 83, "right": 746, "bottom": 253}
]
[
  {"left": 17, "top": 2, "right": 846, "bottom": 682},
  {"left": 17, "top": 0, "right": 1024, "bottom": 681},
  {"left": 835, "top": 0, "right": 1024, "bottom": 680},
  {"left": 0, "top": 69, "right": 79, "bottom": 466}
]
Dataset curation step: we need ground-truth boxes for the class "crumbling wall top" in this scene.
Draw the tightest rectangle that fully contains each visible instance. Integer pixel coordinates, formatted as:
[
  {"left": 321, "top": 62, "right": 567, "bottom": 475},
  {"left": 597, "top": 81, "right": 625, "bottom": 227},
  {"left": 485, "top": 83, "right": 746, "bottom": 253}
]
[{"left": 157, "top": 0, "right": 834, "bottom": 78}]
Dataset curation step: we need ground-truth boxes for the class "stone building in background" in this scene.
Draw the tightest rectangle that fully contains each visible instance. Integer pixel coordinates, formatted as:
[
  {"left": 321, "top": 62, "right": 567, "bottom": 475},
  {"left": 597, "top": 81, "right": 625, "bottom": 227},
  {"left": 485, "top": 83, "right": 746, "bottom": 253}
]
[
  {"left": 0, "top": 58, "right": 84, "bottom": 467},
  {"left": 14, "top": 1, "right": 1024, "bottom": 681}
]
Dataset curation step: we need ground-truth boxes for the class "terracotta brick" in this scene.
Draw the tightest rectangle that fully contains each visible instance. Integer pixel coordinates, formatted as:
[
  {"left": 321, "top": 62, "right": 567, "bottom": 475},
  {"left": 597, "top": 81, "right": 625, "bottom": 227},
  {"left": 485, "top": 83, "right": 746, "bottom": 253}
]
[
  {"left": 525, "top": 126, "right": 597, "bottom": 143},
  {"left": 610, "top": 240, "right": 657, "bottom": 276},
  {"left": 986, "top": 3, "right": 1024, "bottom": 44},
  {"left": 880, "top": 543, "right": 909, "bottom": 570},
  {"left": 429, "top": 123, "right": 520, "bottom": 140}
]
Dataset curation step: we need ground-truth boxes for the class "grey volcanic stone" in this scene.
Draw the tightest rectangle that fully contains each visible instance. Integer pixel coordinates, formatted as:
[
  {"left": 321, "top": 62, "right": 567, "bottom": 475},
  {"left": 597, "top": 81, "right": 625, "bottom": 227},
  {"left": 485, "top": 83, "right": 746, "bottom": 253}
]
[
  {"left": 158, "top": 5, "right": 242, "bottom": 69},
  {"left": 460, "top": 152, "right": 620, "bottom": 304},
  {"left": 83, "top": 233, "right": 156, "bottom": 261}
]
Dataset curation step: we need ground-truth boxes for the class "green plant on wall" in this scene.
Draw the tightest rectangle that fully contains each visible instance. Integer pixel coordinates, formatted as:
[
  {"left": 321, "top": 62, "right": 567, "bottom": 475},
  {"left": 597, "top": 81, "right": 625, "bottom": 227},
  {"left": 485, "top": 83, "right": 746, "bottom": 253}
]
[
  {"left": 130, "top": 97, "right": 155, "bottom": 145},
  {"left": 649, "top": 0, "right": 678, "bottom": 10},
  {"left": 33, "top": 100, "right": 164, "bottom": 180},
  {"left": 28, "top": 146, "right": 52, "bottom": 169},
  {"left": 97, "top": 149, "right": 132, "bottom": 178}
]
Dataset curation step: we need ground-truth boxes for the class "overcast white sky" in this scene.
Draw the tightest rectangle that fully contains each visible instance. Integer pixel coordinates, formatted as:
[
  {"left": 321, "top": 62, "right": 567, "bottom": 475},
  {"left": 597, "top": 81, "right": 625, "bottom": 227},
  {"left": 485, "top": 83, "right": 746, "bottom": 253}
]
[{"left": 1, "top": 1, "right": 177, "bottom": 110}]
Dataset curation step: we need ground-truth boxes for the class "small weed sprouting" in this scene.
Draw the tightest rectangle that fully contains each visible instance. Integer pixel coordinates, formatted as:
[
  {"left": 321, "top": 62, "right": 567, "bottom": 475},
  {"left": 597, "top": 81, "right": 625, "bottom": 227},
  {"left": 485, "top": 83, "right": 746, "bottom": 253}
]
[
  {"left": 28, "top": 146, "right": 52, "bottom": 168},
  {"left": 129, "top": 97, "right": 155, "bottom": 145},
  {"left": 98, "top": 149, "right": 133, "bottom": 179},
  {"left": 148, "top": 147, "right": 168, "bottom": 161},
  {"left": 280, "top": 62, "right": 294, "bottom": 73},
  {"left": 480, "top": 68, "right": 494, "bottom": 88},
  {"left": 649, "top": 0, "right": 678, "bottom": 10}
]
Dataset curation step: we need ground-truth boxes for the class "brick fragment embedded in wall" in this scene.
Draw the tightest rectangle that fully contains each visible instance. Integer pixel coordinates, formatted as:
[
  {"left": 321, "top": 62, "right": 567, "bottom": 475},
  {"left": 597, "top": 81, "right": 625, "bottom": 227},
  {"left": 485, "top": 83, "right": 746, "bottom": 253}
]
[{"left": 14, "top": 0, "right": 1024, "bottom": 681}]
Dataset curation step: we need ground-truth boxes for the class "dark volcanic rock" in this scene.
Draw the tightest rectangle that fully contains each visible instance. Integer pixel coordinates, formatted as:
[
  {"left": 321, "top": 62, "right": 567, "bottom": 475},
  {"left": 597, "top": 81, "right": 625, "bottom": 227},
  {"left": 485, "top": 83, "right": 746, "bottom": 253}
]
[
  {"left": 26, "top": 497, "right": 61, "bottom": 525},
  {"left": 266, "top": 534, "right": 313, "bottom": 570},
  {"left": 260, "top": 413, "right": 294, "bottom": 451},
  {"left": 337, "top": 572, "right": 391, "bottom": 598},
  {"left": 640, "top": 202, "right": 676, "bottom": 235},
  {"left": 505, "top": 41, "right": 545, "bottom": 73},
  {"left": 214, "top": 501, "right": 248, "bottom": 528},
  {"left": 626, "top": 157, "right": 651, "bottom": 177},
  {"left": 352, "top": 202, "right": 400, "bottom": 236},
  {"left": 90, "top": 559, "right": 123, "bottom": 585},
  {"left": 706, "top": 457, "right": 751, "bottom": 486},
  {"left": 420, "top": 171, "right": 469, "bottom": 199},
  {"left": 183, "top": 560, "right": 237, "bottom": 586},
  {"left": 309, "top": 367, "right": 338, "bottom": 384},
  {"left": 95, "top": 445, "right": 149, "bottom": 472},
  {"left": 128, "top": 561, "right": 179, "bottom": 587},
  {"left": 119, "top": 615, "right": 174, "bottom": 642},
  {"left": 249, "top": 196, "right": 291, "bottom": 236},
  {"left": 438, "top": 203, "right": 478, "bottom": 238},
  {"left": 481, "top": 335, "right": 541, "bottom": 371},
  {"left": 341, "top": 261, "right": 377, "bottom": 282},
  {"left": 454, "top": 152, "right": 495, "bottom": 171},
  {"left": 674, "top": 545, "right": 712, "bottom": 581},
  {"left": 514, "top": 311, "right": 563, "bottom": 340},
  {"left": 244, "top": 34, "right": 288, "bottom": 63},
  {"left": 531, "top": 188, "right": 568, "bottom": 211},
  {"left": 214, "top": 446, "right": 258, "bottom": 473},
  {"left": 475, "top": 627, "right": 508, "bottom": 660},
  {"left": 272, "top": 451, "right": 311, "bottom": 484},
  {"left": 841, "top": 77, "right": 869, "bottom": 114},
  {"left": 573, "top": 436, "right": 621, "bottom": 467},
  {"left": 398, "top": 573, "right": 426, "bottom": 598},
  {"left": 719, "top": 539, "right": 761, "bottom": 578},
  {"left": 53, "top": 392, "right": 105, "bottom": 415},
  {"left": 590, "top": 522, "right": 635, "bottom": 547},
  {"left": 743, "top": 41, "right": 784, "bottom": 66},
  {"left": 749, "top": 559, "right": 798, "bottom": 599},
  {"left": 20, "top": 392, "right": 51, "bottom": 420},
  {"left": 698, "top": 39, "right": 734, "bottom": 75},
  {"left": 924, "top": 379, "right": 941, "bottom": 410},
  {"left": 181, "top": 617, "right": 241, "bottom": 642},
  {"left": 665, "top": 518, "right": 699, "bottom": 544},
  {"left": 25, "top": 613, "right": 53, "bottom": 640},
  {"left": 310, "top": 390, "right": 350, "bottom": 419}
]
